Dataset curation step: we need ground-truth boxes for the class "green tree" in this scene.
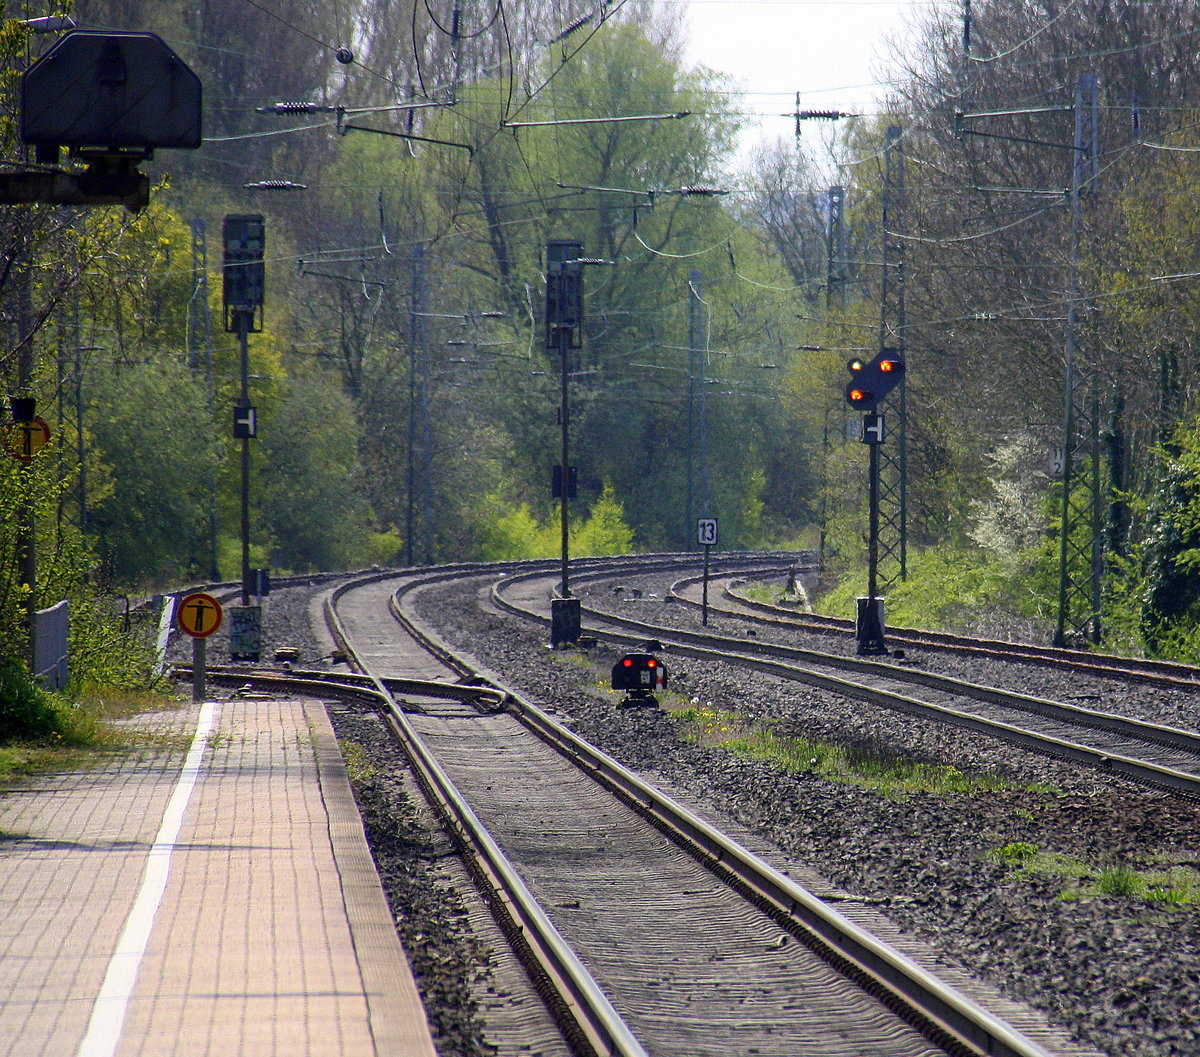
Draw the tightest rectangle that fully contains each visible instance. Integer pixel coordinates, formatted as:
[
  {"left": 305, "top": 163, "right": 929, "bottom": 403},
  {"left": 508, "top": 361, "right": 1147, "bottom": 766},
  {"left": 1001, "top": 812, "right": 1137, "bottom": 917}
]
[
  {"left": 259, "top": 375, "right": 380, "bottom": 571},
  {"left": 1139, "top": 420, "right": 1200, "bottom": 653},
  {"left": 86, "top": 359, "right": 223, "bottom": 587}
]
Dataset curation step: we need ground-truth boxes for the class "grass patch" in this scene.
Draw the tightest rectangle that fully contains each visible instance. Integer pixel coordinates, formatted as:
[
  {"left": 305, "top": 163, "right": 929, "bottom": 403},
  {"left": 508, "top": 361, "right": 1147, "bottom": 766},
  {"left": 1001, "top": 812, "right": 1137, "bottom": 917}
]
[
  {"left": 0, "top": 739, "right": 91, "bottom": 784},
  {"left": 74, "top": 685, "right": 184, "bottom": 719},
  {"left": 991, "top": 841, "right": 1090, "bottom": 879},
  {"left": 340, "top": 740, "right": 376, "bottom": 784},
  {"left": 551, "top": 647, "right": 599, "bottom": 671},
  {"left": 0, "top": 684, "right": 185, "bottom": 787},
  {"left": 669, "top": 702, "right": 1018, "bottom": 796},
  {"left": 990, "top": 841, "right": 1200, "bottom": 905},
  {"left": 735, "top": 580, "right": 803, "bottom": 606}
]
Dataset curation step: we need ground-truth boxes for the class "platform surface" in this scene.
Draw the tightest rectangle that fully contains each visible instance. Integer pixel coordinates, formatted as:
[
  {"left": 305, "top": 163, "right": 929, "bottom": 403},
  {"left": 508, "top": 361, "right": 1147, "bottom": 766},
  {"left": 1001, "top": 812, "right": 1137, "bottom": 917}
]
[{"left": 0, "top": 695, "right": 437, "bottom": 1057}]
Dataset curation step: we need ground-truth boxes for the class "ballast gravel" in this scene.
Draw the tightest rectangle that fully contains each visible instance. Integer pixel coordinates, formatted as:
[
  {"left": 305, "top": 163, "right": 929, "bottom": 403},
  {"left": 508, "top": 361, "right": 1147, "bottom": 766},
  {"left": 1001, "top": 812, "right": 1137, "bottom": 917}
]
[{"left": 236, "top": 573, "right": 1200, "bottom": 1057}]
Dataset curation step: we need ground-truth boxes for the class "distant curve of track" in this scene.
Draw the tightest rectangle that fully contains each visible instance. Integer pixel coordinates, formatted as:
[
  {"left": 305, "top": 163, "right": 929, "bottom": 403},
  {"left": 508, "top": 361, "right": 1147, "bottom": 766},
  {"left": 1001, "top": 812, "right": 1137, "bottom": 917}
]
[
  {"left": 686, "top": 570, "right": 1200, "bottom": 690},
  {"left": 492, "top": 564, "right": 1200, "bottom": 800}
]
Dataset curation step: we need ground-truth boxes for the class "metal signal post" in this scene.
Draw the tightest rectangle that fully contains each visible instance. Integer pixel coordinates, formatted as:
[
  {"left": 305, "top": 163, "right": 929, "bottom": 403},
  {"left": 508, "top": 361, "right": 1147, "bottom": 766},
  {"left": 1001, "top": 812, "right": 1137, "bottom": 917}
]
[
  {"left": 698, "top": 518, "right": 718, "bottom": 626},
  {"left": 859, "top": 412, "right": 888, "bottom": 655},
  {"left": 846, "top": 353, "right": 903, "bottom": 655},
  {"left": 546, "top": 239, "right": 583, "bottom": 647},
  {"left": 223, "top": 215, "right": 265, "bottom": 660}
]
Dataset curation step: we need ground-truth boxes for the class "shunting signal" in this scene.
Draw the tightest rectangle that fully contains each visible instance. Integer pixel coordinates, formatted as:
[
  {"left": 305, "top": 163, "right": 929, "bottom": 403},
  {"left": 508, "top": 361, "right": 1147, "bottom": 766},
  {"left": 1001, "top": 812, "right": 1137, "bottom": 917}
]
[{"left": 611, "top": 652, "right": 667, "bottom": 707}]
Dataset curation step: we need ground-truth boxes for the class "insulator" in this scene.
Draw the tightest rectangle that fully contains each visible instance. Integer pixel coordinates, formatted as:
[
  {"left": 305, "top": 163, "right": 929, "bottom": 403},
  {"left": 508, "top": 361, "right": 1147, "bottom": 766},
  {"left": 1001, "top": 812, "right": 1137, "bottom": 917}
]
[{"left": 550, "top": 12, "right": 594, "bottom": 44}]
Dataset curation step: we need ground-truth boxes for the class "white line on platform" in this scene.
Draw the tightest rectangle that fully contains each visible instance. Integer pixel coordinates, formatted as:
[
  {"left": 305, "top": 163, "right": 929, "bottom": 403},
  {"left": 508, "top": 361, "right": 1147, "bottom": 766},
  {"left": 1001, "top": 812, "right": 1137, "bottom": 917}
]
[{"left": 76, "top": 701, "right": 219, "bottom": 1057}]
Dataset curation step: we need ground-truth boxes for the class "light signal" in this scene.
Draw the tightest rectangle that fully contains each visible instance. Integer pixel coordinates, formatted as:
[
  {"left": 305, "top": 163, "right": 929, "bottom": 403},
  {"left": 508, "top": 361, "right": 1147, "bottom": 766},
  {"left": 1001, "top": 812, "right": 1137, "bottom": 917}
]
[
  {"left": 845, "top": 350, "right": 905, "bottom": 410},
  {"left": 610, "top": 653, "right": 667, "bottom": 701}
]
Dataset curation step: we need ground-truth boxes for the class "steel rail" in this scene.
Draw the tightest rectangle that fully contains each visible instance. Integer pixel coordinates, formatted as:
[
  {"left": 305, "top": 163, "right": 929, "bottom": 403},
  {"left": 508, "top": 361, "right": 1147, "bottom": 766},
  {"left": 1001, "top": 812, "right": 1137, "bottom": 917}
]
[
  {"left": 324, "top": 573, "right": 651, "bottom": 1057},
  {"left": 379, "top": 553, "right": 790, "bottom": 664},
  {"left": 663, "top": 579, "right": 1200, "bottom": 759},
  {"left": 505, "top": 685, "right": 1059, "bottom": 1057},
  {"left": 386, "top": 568, "right": 1063, "bottom": 1057},
  {"left": 170, "top": 664, "right": 384, "bottom": 705},
  {"left": 371, "top": 553, "right": 777, "bottom": 668},
  {"left": 172, "top": 663, "right": 507, "bottom": 709},
  {"left": 687, "top": 573, "right": 1200, "bottom": 689},
  {"left": 491, "top": 570, "right": 1200, "bottom": 799}
]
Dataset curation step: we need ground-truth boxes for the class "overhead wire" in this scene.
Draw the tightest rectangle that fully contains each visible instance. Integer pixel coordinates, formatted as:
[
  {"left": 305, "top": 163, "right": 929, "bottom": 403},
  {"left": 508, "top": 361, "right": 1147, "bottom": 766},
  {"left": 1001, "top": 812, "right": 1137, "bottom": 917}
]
[
  {"left": 425, "top": 0, "right": 503, "bottom": 39},
  {"left": 211, "top": 1, "right": 1200, "bottom": 353},
  {"left": 631, "top": 230, "right": 727, "bottom": 260},
  {"left": 967, "top": 0, "right": 1082, "bottom": 64},
  {"left": 236, "top": 0, "right": 400, "bottom": 89},
  {"left": 204, "top": 119, "right": 339, "bottom": 143},
  {"left": 179, "top": 1, "right": 1200, "bottom": 158}
]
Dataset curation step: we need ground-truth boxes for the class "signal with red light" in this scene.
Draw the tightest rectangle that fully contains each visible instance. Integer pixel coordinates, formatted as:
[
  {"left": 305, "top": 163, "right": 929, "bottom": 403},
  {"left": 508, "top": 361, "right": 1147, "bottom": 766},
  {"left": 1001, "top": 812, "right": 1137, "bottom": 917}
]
[
  {"left": 611, "top": 652, "right": 667, "bottom": 705},
  {"left": 845, "top": 350, "right": 905, "bottom": 411}
]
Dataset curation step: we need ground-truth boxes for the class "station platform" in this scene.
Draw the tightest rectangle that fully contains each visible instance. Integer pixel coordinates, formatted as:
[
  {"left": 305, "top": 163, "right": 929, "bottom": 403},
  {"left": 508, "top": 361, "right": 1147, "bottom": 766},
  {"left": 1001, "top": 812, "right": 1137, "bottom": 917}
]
[{"left": 0, "top": 695, "right": 438, "bottom": 1057}]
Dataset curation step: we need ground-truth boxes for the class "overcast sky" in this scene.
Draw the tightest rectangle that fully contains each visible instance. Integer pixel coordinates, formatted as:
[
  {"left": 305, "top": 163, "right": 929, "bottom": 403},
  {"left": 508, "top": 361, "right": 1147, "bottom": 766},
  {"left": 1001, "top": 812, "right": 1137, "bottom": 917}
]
[{"left": 676, "top": 0, "right": 930, "bottom": 158}]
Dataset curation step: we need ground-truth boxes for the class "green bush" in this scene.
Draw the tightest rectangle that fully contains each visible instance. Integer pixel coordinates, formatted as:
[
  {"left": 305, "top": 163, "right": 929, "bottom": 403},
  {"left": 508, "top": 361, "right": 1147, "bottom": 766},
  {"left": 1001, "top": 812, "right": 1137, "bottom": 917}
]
[
  {"left": 66, "top": 595, "right": 164, "bottom": 693},
  {"left": 815, "top": 543, "right": 1049, "bottom": 638},
  {"left": 0, "top": 664, "right": 60, "bottom": 742},
  {"left": 477, "top": 485, "right": 637, "bottom": 561}
]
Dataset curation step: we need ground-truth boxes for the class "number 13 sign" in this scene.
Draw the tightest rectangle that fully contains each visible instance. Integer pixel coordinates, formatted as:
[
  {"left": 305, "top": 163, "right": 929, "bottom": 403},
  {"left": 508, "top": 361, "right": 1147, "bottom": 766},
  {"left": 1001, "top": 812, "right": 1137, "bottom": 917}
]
[{"left": 697, "top": 518, "right": 718, "bottom": 547}]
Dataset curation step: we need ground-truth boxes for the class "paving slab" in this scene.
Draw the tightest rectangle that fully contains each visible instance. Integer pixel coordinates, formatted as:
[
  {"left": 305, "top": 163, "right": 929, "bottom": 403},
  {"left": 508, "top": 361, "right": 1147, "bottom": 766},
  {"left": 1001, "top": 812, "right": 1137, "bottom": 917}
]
[{"left": 0, "top": 696, "right": 437, "bottom": 1057}]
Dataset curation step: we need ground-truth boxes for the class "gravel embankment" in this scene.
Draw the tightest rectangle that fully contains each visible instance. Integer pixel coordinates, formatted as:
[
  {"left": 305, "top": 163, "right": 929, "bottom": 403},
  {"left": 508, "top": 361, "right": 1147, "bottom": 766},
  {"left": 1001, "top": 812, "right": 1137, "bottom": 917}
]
[{"left": 204, "top": 574, "right": 1200, "bottom": 1057}]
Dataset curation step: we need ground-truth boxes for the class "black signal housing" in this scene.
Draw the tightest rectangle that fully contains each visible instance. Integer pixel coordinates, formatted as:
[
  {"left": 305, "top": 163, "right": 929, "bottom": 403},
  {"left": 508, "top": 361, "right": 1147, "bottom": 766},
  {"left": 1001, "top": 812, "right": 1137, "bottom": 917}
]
[
  {"left": 611, "top": 652, "right": 667, "bottom": 706},
  {"left": 845, "top": 350, "right": 905, "bottom": 411}
]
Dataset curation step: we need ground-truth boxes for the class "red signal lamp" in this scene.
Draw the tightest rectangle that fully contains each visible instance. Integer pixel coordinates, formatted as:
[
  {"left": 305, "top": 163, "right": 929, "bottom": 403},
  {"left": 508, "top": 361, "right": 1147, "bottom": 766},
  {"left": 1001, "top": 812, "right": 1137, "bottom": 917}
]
[
  {"left": 611, "top": 653, "right": 668, "bottom": 697},
  {"left": 844, "top": 351, "right": 905, "bottom": 411}
]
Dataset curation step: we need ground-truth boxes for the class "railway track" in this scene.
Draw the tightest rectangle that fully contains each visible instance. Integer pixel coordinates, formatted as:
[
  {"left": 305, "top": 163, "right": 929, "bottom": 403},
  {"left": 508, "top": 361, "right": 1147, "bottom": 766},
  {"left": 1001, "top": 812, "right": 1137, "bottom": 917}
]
[
  {"left": 178, "top": 563, "right": 1083, "bottom": 1057},
  {"left": 683, "top": 570, "right": 1200, "bottom": 691},
  {"left": 489, "top": 566, "right": 1200, "bottom": 800}
]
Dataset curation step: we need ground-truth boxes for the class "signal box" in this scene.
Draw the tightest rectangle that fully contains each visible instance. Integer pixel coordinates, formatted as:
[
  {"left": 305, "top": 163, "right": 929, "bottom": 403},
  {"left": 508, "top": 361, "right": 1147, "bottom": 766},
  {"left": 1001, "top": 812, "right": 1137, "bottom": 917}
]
[
  {"left": 22, "top": 31, "right": 202, "bottom": 156},
  {"left": 611, "top": 652, "right": 667, "bottom": 706}
]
